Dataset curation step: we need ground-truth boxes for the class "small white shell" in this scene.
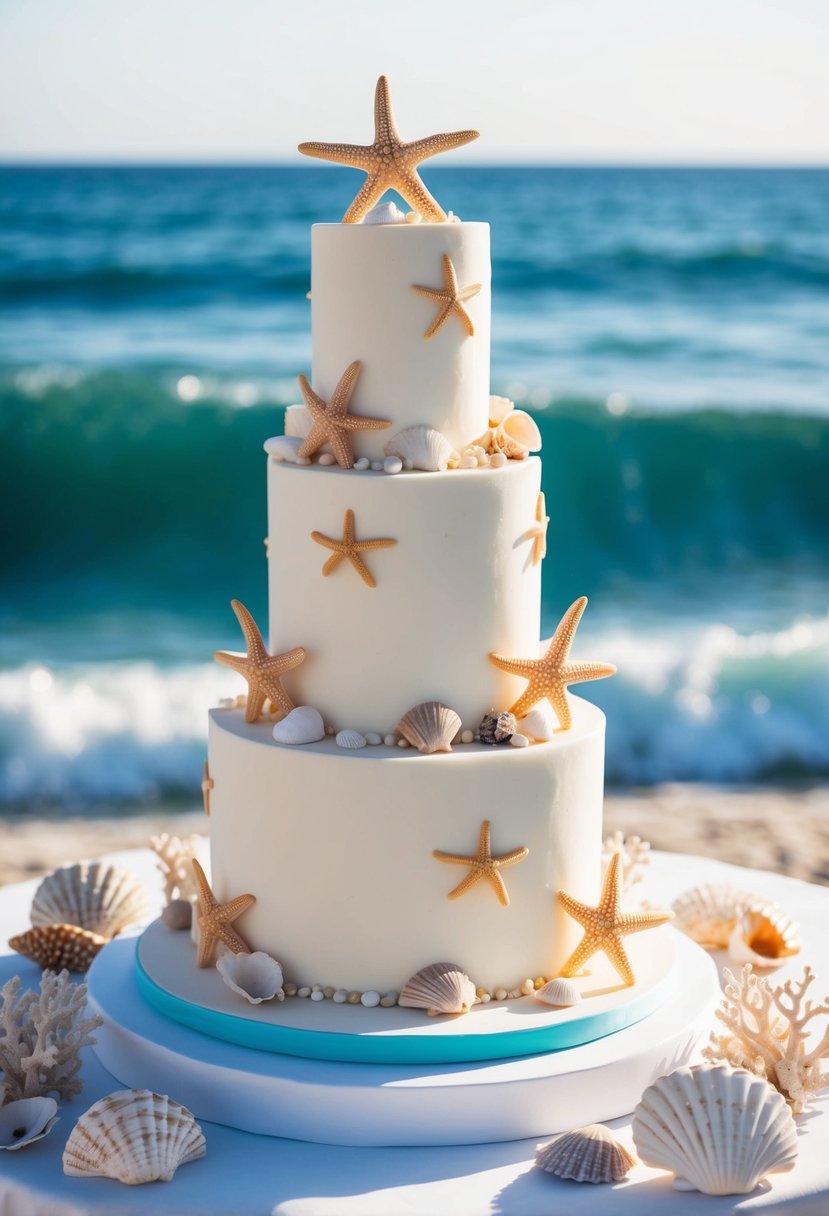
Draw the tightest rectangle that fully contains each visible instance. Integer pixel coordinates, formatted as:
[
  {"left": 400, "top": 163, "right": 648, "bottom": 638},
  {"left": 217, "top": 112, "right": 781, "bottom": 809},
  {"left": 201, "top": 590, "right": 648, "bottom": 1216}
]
[
  {"left": 518, "top": 704, "right": 558, "bottom": 742},
  {"left": 63, "top": 1089, "right": 206, "bottom": 1184},
  {"left": 363, "top": 201, "right": 406, "bottom": 225},
  {"left": 671, "top": 884, "right": 764, "bottom": 949},
  {"left": 263, "top": 435, "right": 304, "bottom": 463},
  {"left": 364, "top": 731, "right": 383, "bottom": 745},
  {"left": 31, "top": 861, "right": 151, "bottom": 940},
  {"left": 492, "top": 410, "right": 542, "bottom": 459},
  {"left": 0, "top": 1097, "right": 59, "bottom": 1151},
  {"left": 336, "top": 729, "right": 367, "bottom": 750},
  {"left": 632, "top": 1064, "right": 798, "bottom": 1195},
  {"left": 535, "top": 1124, "right": 635, "bottom": 1183},
  {"left": 384, "top": 425, "right": 455, "bottom": 472},
  {"left": 396, "top": 701, "right": 462, "bottom": 754},
  {"left": 534, "top": 977, "right": 582, "bottom": 1007},
  {"left": 510, "top": 732, "right": 530, "bottom": 748},
  {"left": 399, "top": 962, "right": 475, "bottom": 1017},
  {"left": 488, "top": 394, "right": 515, "bottom": 425},
  {"left": 216, "top": 951, "right": 284, "bottom": 1004},
  {"left": 727, "top": 905, "right": 801, "bottom": 969},
  {"left": 383, "top": 455, "right": 403, "bottom": 474},
  {"left": 272, "top": 705, "right": 325, "bottom": 746}
]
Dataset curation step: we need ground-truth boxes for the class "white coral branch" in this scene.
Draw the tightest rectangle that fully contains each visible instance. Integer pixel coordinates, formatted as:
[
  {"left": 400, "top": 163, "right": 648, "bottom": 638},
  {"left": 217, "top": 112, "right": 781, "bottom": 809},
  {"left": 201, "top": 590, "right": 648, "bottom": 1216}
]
[
  {"left": 601, "top": 831, "right": 651, "bottom": 892},
  {"left": 150, "top": 833, "right": 200, "bottom": 905}
]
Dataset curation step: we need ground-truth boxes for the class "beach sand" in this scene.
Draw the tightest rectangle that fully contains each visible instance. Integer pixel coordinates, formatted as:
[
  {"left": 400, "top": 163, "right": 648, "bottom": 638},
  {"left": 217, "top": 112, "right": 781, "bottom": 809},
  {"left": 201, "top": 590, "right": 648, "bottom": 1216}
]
[{"left": 0, "top": 784, "right": 827, "bottom": 889}]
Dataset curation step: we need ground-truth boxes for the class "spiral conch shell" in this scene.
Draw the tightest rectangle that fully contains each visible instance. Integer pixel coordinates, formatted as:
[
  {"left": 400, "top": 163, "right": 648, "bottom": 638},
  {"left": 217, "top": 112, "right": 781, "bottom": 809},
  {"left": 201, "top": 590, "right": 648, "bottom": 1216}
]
[
  {"left": 399, "top": 962, "right": 475, "bottom": 1017},
  {"left": 396, "top": 701, "right": 462, "bottom": 754},
  {"left": 632, "top": 1064, "right": 798, "bottom": 1195},
  {"left": 535, "top": 1124, "right": 635, "bottom": 1183},
  {"left": 384, "top": 425, "right": 457, "bottom": 472},
  {"left": 63, "top": 1089, "right": 206, "bottom": 1185},
  {"left": 31, "top": 861, "right": 151, "bottom": 940},
  {"left": 727, "top": 906, "right": 800, "bottom": 970}
]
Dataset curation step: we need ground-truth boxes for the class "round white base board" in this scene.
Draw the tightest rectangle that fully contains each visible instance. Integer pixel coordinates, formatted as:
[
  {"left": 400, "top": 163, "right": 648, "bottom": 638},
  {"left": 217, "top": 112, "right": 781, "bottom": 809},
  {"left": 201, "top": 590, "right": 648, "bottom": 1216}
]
[{"left": 88, "top": 931, "right": 719, "bottom": 1147}]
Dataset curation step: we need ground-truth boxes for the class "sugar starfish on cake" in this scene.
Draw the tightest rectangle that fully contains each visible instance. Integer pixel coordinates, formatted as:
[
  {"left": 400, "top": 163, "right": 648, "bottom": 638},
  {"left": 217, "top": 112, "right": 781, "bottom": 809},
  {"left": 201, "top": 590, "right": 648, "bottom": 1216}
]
[
  {"left": 433, "top": 819, "right": 529, "bottom": 907},
  {"left": 526, "top": 491, "right": 549, "bottom": 566},
  {"left": 214, "top": 599, "right": 306, "bottom": 723},
  {"left": 298, "top": 75, "right": 479, "bottom": 224},
  {"left": 557, "top": 852, "right": 673, "bottom": 987},
  {"left": 297, "top": 360, "right": 391, "bottom": 469},
  {"left": 311, "top": 508, "right": 397, "bottom": 589},
  {"left": 191, "top": 858, "right": 255, "bottom": 968},
  {"left": 489, "top": 595, "right": 615, "bottom": 729},
  {"left": 412, "top": 253, "right": 482, "bottom": 339}
]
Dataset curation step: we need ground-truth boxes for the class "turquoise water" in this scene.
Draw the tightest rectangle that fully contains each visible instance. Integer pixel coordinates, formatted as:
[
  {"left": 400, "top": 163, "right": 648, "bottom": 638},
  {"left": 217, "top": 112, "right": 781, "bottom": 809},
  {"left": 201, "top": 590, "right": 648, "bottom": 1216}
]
[{"left": 2, "top": 165, "right": 828, "bottom": 803}]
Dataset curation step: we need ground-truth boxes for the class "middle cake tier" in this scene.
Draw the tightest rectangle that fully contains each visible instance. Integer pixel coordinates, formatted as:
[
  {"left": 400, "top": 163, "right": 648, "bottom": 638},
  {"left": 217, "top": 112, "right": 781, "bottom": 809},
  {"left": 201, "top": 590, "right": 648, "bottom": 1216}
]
[{"left": 266, "top": 458, "right": 543, "bottom": 732}]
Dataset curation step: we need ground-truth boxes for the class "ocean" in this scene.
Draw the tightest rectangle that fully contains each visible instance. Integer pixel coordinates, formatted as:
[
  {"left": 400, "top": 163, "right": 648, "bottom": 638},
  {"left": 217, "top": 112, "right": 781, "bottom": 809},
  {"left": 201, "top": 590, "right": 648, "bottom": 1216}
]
[{"left": 2, "top": 165, "right": 828, "bottom": 806}]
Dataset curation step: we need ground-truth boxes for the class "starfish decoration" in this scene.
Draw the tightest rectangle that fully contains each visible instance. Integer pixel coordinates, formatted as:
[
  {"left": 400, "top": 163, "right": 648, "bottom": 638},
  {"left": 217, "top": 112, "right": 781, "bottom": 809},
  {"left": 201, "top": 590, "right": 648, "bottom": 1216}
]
[
  {"left": 433, "top": 819, "right": 529, "bottom": 907},
  {"left": 412, "top": 253, "right": 482, "bottom": 340},
  {"left": 525, "top": 491, "right": 549, "bottom": 566},
  {"left": 489, "top": 596, "right": 616, "bottom": 729},
  {"left": 297, "top": 361, "right": 391, "bottom": 469},
  {"left": 311, "top": 508, "right": 397, "bottom": 589},
  {"left": 298, "top": 75, "right": 479, "bottom": 224},
  {"left": 191, "top": 858, "right": 256, "bottom": 968},
  {"left": 201, "top": 760, "right": 213, "bottom": 816},
  {"left": 557, "top": 852, "right": 673, "bottom": 987},
  {"left": 214, "top": 599, "right": 306, "bottom": 723}
]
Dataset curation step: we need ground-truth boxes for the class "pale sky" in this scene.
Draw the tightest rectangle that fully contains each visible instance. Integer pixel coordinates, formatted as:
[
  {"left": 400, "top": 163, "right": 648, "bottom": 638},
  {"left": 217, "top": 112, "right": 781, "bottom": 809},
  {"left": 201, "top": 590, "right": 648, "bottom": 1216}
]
[{"left": 1, "top": 0, "right": 827, "bottom": 164}]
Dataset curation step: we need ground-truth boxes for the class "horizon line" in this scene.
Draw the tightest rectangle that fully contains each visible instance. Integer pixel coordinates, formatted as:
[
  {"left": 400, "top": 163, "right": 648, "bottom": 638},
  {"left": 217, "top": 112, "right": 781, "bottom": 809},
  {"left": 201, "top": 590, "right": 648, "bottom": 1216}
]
[{"left": 2, "top": 158, "right": 828, "bottom": 171}]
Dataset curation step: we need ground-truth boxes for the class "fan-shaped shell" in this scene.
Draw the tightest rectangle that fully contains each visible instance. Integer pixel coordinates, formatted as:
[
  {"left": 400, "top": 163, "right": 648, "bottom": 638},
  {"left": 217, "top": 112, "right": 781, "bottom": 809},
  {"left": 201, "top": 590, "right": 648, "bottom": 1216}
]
[
  {"left": 272, "top": 705, "right": 325, "bottom": 745},
  {"left": 0, "top": 1097, "right": 59, "bottom": 1151},
  {"left": 398, "top": 962, "right": 475, "bottom": 1017},
  {"left": 727, "top": 905, "right": 800, "bottom": 969},
  {"left": 384, "top": 426, "right": 456, "bottom": 472},
  {"left": 31, "top": 861, "right": 151, "bottom": 940},
  {"left": 632, "top": 1064, "right": 798, "bottom": 1195},
  {"left": 396, "top": 702, "right": 461, "bottom": 754},
  {"left": 335, "top": 729, "right": 366, "bottom": 749},
  {"left": 488, "top": 394, "right": 515, "bottom": 426},
  {"left": 535, "top": 1124, "right": 635, "bottom": 1183},
  {"left": 9, "top": 924, "right": 108, "bottom": 972},
  {"left": 492, "top": 410, "right": 542, "bottom": 459},
  {"left": 63, "top": 1089, "right": 206, "bottom": 1185},
  {"left": 671, "top": 884, "right": 763, "bottom": 949},
  {"left": 534, "top": 977, "right": 582, "bottom": 1007},
  {"left": 216, "top": 951, "right": 285, "bottom": 1004}
]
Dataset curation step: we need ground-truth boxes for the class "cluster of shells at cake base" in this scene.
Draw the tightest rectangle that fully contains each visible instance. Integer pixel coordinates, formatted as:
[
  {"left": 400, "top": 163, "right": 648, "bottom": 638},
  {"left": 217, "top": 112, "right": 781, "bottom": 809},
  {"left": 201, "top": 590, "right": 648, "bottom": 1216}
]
[{"left": 671, "top": 883, "right": 801, "bottom": 968}]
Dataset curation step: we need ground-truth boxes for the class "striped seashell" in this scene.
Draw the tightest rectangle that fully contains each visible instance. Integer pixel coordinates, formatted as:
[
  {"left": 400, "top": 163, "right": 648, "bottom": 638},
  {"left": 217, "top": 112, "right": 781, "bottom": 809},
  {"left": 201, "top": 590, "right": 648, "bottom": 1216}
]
[
  {"left": 727, "top": 905, "right": 801, "bottom": 970},
  {"left": 632, "top": 1064, "right": 798, "bottom": 1195},
  {"left": 31, "top": 861, "right": 151, "bottom": 940},
  {"left": 536, "top": 1124, "right": 635, "bottom": 1183},
  {"left": 63, "top": 1089, "right": 206, "bottom": 1185},
  {"left": 399, "top": 962, "right": 475, "bottom": 1017},
  {"left": 384, "top": 425, "right": 456, "bottom": 472},
  {"left": 216, "top": 951, "right": 285, "bottom": 1004},
  {"left": 534, "top": 977, "right": 582, "bottom": 1007},
  {"left": 396, "top": 701, "right": 461, "bottom": 754},
  {"left": 671, "top": 884, "right": 764, "bottom": 949},
  {"left": 9, "top": 924, "right": 108, "bottom": 972},
  {"left": 335, "top": 729, "right": 367, "bottom": 750},
  {"left": 491, "top": 410, "right": 542, "bottom": 459}
]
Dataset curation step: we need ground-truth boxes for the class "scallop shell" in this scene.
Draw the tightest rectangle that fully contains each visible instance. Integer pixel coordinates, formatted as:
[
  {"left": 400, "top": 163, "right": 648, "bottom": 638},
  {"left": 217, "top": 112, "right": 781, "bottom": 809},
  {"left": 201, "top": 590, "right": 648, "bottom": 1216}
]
[
  {"left": 335, "top": 729, "right": 366, "bottom": 749},
  {"left": 671, "top": 884, "right": 763, "bottom": 949},
  {"left": 492, "top": 410, "right": 542, "bottom": 459},
  {"left": 216, "top": 951, "right": 285, "bottom": 1004},
  {"left": 272, "top": 705, "right": 325, "bottom": 745},
  {"left": 535, "top": 1124, "right": 635, "bottom": 1183},
  {"left": 518, "top": 704, "right": 557, "bottom": 742},
  {"left": 398, "top": 962, "right": 475, "bottom": 1017},
  {"left": 9, "top": 924, "right": 108, "bottom": 972},
  {"left": 0, "top": 1097, "right": 59, "bottom": 1151},
  {"left": 632, "top": 1064, "right": 798, "bottom": 1195},
  {"left": 31, "top": 861, "right": 151, "bottom": 940},
  {"left": 63, "top": 1089, "right": 205, "bottom": 1185},
  {"left": 488, "top": 394, "right": 515, "bottom": 426},
  {"left": 264, "top": 434, "right": 305, "bottom": 463},
  {"left": 727, "top": 905, "right": 801, "bottom": 969},
  {"left": 383, "top": 426, "right": 456, "bottom": 472},
  {"left": 534, "top": 977, "right": 582, "bottom": 1007},
  {"left": 396, "top": 701, "right": 462, "bottom": 754}
]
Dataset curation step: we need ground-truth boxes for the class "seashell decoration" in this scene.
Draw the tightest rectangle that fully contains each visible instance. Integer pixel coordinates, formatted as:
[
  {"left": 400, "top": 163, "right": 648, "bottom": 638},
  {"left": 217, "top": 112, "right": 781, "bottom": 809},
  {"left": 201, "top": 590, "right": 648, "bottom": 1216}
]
[
  {"left": 0, "top": 1097, "right": 59, "bottom": 1151},
  {"left": 31, "top": 861, "right": 151, "bottom": 941},
  {"left": 335, "top": 729, "right": 367, "bottom": 750},
  {"left": 518, "top": 704, "right": 557, "bottom": 742},
  {"left": 263, "top": 435, "right": 305, "bottom": 464},
  {"left": 399, "top": 962, "right": 475, "bottom": 1017},
  {"left": 272, "top": 705, "right": 326, "bottom": 746},
  {"left": 160, "top": 899, "right": 192, "bottom": 931},
  {"left": 727, "top": 906, "right": 801, "bottom": 970},
  {"left": 535, "top": 1124, "right": 635, "bottom": 1184},
  {"left": 216, "top": 951, "right": 285, "bottom": 1005},
  {"left": 363, "top": 201, "right": 407, "bottom": 225},
  {"left": 9, "top": 924, "right": 108, "bottom": 972},
  {"left": 383, "top": 425, "right": 457, "bottom": 472},
  {"left": 63, "top": 1089, "right": 206, "bottom": 1185},
  {"left": 534, "top": 977, "right": 582, "bottom": 1007},
  {"left": 478, "top": 711, "right": 517, "bottom": 745},
  {"left": 491, "top": 410, "right": 542, "bottom": 460},
  {"left": 632, "top": 1063, "right": 798, "bottom": 1195},
  {"left": 396, "top": 701, "right": 462, "bottom": 754},
  {"left": 671, "top": 883, "right": 764, "bottom": 949},
  {"left": 488, "top": 394, "right": 514, "bottom": 425}
]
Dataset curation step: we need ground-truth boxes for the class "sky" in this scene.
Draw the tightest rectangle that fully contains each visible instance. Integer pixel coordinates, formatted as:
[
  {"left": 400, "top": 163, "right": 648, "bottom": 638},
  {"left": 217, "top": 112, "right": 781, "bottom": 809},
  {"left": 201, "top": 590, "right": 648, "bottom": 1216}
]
[{"left": 1, "top": 0, "right": 828, "bottom": 164}]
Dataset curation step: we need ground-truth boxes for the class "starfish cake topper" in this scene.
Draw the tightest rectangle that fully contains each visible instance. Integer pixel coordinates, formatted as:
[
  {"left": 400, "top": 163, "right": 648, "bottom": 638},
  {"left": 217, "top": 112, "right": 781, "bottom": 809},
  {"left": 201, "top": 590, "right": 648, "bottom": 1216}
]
[
  {"left": 297, "top": 360, "right": 391, "bottom": 469},
  {"left": 557, "top": 852, "right": 673, "bottom": 987},
  {"left": 311, "top": 508, "right": 397, "bottom": 589},
  {"left": 298, "top": 75, "right": 479, "bottom": 224},
  {"left": 433, "top": 819, "right": 529, "bottom": 907},
  {"left": 191, "top": 858, "right": 256, "bottom": 968},
  {"left": 214, "top": 599, "right": 306, "bottom": 723},
  {"left": 412, "top": 253, "right": 482, "bottom": 339},
  {"left": 489, "top": 596, "right": 616, "bottom": 729}
]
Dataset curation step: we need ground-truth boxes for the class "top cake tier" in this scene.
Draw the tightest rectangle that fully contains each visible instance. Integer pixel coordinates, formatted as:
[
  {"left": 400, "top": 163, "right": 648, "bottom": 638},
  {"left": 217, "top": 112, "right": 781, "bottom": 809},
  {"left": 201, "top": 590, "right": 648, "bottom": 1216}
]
[{"left": 311, "top": 221, "right": 491, "bottom": 461}]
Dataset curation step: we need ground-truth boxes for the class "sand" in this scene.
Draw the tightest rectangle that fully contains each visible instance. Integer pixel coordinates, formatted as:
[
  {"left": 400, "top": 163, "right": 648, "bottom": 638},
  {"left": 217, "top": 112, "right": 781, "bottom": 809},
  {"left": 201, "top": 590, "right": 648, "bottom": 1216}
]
[{"left": 0, "top": 784, "right": 827, "bottom": 889}]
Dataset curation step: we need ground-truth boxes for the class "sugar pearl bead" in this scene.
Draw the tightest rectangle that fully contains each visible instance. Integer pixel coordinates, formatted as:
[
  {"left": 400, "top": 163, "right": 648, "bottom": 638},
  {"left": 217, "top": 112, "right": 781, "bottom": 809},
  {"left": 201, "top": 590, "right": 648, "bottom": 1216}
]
[
  {"left": 383, "top": 734, "right": 397, "bottom": 747},
  {"left": 361, "top": 990, "right": 381, "bottom": 1008},
  {"left": 297, "top": 986, "right": 311, "bottom": 998},
  {"left": 460, "top": 729, "right": 474, "bottom": 744},
  {"left": 323, "top": 986, "right": 335, "bottom": 999},
  {"left": 476, "top": 986, "right": 488, "bottom": 998},
  {"left": 380, "top": 991, "right": 399, "bottom": 1007},
  {"left": 317, "top": 453, "right": 336, "bottom": 466},
  {"left": 403, "top": 457, "right": 414, "bottom": 470},
  {"left": 521, "top": 978, "right": 535, "bottom": 995},
  {"left": 296, "top": 456, "right": 312, "bottom": 466},
  {"left": 347, "top": 991, "right": 361, "bottom": 1005},
  {"left": 333, "top": 989, "right": 348, "bottom": 1004},
  {"left": 284, "top": 982, "right": 298, "bottom": 997},
  {"left": 310, "top": 989, "right": 324, "bottom": 1001},
  {"left": 490, "top": 451, "right": 507, "bottom": 468},
  {"left": 510, "top": 733, "right": 530, "bottom": 748},
  {"left": 495, "top": 987, "right": 508, "bottom": 1001},
  {"left": 397, "top": 738, "right": 410, "bottom": 748},
  {"left": 479, "top": 992, "right": 491, "bottom": 1004},
  {"left": 383, "top": 456, "right": 403, "bottom": 475},
  {"left": 354, "top": 457, "right": 371, "bottom": 471},
  {"left": 365, "top": 732, "right": 382, "bottom": 745},
  {"left": 458, "top": 454, "right": 478, "bottom": 469},
  {"left": 370, "top": 461, "right": 384, "bottom": 471}
]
